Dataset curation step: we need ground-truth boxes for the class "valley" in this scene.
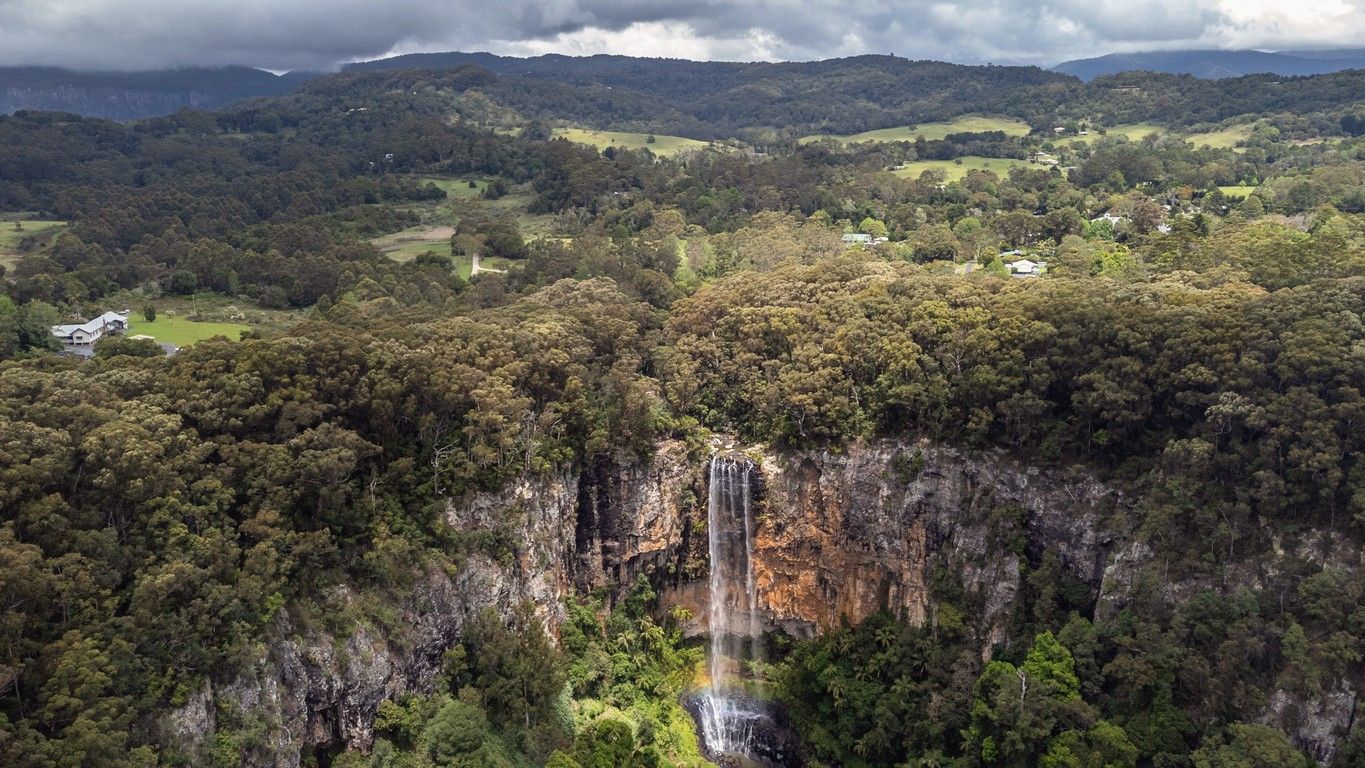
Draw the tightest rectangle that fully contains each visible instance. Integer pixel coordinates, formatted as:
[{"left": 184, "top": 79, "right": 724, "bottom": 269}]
[{"left": 0, "top": 44, "right": 1362, "bottom": 768}]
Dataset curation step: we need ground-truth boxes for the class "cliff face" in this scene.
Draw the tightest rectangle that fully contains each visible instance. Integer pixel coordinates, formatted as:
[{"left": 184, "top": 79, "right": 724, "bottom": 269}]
[
  {"left": 573, "top": 440, "right": 699, "bottom": 592},
  {"left": 644, "top": 440, "right": 1121, "bottom": 649},
  {"left": 162, "top": 470, "right": 581, "bottom": 766},
  {"left": 746, "top": 442, "right": 1119, "bottom": 644},
  {"left": 165, "top": 437, "right": 1357, "bottom": 765}
]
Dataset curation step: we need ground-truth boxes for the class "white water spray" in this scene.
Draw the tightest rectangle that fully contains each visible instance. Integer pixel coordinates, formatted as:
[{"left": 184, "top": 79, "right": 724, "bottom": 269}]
[{"left": 699, "top": 454, "right": 763, "bottom": 760}]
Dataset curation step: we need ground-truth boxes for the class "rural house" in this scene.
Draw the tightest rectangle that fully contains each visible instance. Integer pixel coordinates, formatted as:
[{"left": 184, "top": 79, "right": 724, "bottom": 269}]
[
  {"left": 51, "top": 311, "right": 131, "bottom": 348},
  {"left": 1007, "top": 258, "right": 1047, "bottom": 277}
]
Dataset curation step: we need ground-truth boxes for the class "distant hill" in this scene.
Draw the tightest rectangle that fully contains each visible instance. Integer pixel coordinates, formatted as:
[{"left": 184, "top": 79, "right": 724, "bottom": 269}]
[
  {"left": 346, "top": 51, "right": 1073, "bottom": 103},
  {"left": 0, "top": 66, "right": 316, "bottom": 120},
  {"left": 3, "top": 52, "right": 1079, "bottom": 128},
  {"left": 5, "top": 50, "right": 1363, "bottom": 134},
  {"left": 341, "top": 51, "right": 1365, "bottom": 137},
  {"left": 346, "top": 52, "right": 1078, "bottom": 137},
  {"left": 1054, "top": 48, "right": 1365, "bottom": 80}
]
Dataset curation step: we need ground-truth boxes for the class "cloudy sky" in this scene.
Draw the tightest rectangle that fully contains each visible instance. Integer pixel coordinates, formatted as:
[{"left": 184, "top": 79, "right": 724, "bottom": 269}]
[{"left": 1, "top": 0, "right": 1362, "bottom": 71}]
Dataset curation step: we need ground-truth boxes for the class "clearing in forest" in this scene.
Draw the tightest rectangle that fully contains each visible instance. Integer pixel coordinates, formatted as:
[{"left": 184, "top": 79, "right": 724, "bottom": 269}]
[
  {"left": 131, "top": 316, "right": 251, "bottom": 347},
  {"left": 553, "top": 128, "right": 712, "bottom": 156},
  {"left": 892, "top": 156, "right": 1052, "bottom": 182},
  {"left": 801, "top": 115, "right": 1032, "bottom": 144},
  {"left": 0, "top": 219, "right": 68, "bottom": 270},
  {"left": 372, "top": 226, "right": 456, "bottom": 263},
  {"left": 1184, "top": 124, "right": 1255, "bottom": 150},
  {"left": 1061, "top": 123, "right": 1166, "bottom": 144}
]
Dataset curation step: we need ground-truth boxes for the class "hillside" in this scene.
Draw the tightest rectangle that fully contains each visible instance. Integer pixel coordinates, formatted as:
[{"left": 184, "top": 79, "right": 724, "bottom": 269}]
[
  {"left": 5, "top": 51, "right": 1365, "bottom": 138},
  {"left": 1055, "top": 48, "right": 1365, "bottom": 80},
  {"left": 348, "top": 52, "right": 1076, "bottom": 137},
  {"left": 0, "top": 65, "right": 316, "bottom": 120},
  {"left": 337, "top": 53, "right": 1365, "bottom": 138},
  {"left": 347, "top": 51, "right": 1365, "bottom": 136},
  {"left": 345, "top": 50, "right": 1072, "bottom": 104}
]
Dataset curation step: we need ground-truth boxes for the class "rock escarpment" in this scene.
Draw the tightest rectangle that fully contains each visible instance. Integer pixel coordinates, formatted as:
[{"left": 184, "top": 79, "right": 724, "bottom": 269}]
[
  {"left": 165, "top": 437, "right": 1358, "bottom": 765},
  {"left": 573, "top": 440, "right": 698, "bottom": 592},
  {"left": 746, "top": 442, "right": 1119, "bottom": 644},
  {"left": 647, "top": 440, "right": 1122, "bottom": 649},
  {"left": 162, "top": 470, "right": 581, "bottom": 766}
]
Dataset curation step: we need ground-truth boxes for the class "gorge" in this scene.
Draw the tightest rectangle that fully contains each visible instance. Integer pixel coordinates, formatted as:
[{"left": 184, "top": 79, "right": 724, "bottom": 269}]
[{"left": 161, "top": 437, "right": 1359, "bottom": 767}]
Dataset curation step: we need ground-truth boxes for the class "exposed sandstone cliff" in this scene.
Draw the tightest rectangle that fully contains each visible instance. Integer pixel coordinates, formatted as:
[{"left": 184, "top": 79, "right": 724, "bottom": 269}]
[
  {"left": 163, "top": 437, "right": 1357, "bottom": 765},
  {"left": 573, "top": 440, "right": 698, "bottom": 592},
  {"left": 747, "top": 441, "right": 1119, "bottom": 644}
]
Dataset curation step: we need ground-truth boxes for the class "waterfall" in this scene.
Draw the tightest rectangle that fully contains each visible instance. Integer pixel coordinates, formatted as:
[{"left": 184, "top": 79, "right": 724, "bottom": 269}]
[{"left": 699, "top": 454, "right": 763, "bottom": 761}]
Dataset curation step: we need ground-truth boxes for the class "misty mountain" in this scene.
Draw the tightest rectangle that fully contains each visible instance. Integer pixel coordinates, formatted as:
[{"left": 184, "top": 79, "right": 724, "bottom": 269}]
[
  {"left": 1054, "top": 48, "right": 1365, "bottom": 80},
  {"left": 0, "top": 66, "right": 317, "bottom": 120}
]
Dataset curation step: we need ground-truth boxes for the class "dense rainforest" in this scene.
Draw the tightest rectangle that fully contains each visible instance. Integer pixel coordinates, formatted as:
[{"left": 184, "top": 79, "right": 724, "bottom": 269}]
[{"left": 0, "top": 57, "right": 1362, "bottom": 768}]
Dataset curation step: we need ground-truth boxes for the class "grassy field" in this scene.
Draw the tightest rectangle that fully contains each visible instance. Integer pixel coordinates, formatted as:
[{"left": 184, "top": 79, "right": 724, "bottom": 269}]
[
  {"left": 1184, "top": 125, "right": 1254, "bottom": 150},
  {"left": 383, "top": 239, "right": 453, "bottom": 262},
  {"left": 0, "top": 220, "right": 68, "bottom": 269},
  {"left": 892, "top": 156, "right": 1052, "bottom": 182},
  {"left": 802, "top": 115, "right": 1032, "bottom": 145},
  {"left": 380, "top": 175, "right": 560, "bottom": 275},
  {"left": 1107, "top": 123, "right": 1166, "bottom": 141},
  {"left": 553, "top": 128, "right": 712, "bottom": 156},
  {"left": 99, "top": 292, "right": 298, "bottom": 337},
  {"left": 370, "top": 222, "right": 520, "bottom": 277},
  {"left": 466, "top": 191, "right": 558, "bottom": 237},
  {"left": 419, "top": 176, "right": 488, "bottom": 198},
  {"left": 1218, "top": 185, "right": 1259, "bottom": 199},
  {"left": 371, "top": 225, "right": 456, "bottom": 263},
  {"left": 129, "top": 316, "right": 251, "bottom": 346}
]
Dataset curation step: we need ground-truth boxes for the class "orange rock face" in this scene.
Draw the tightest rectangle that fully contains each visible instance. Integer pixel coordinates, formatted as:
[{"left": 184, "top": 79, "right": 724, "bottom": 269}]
[
  {"left": 650, "top": 438, "right": 1119, "bottom": 646},
  {"left": 754, "top": 501, "right": 930, "bottom": 637},
  {"left": 749, "top": 451, "right": 933, "bottom": 638}
]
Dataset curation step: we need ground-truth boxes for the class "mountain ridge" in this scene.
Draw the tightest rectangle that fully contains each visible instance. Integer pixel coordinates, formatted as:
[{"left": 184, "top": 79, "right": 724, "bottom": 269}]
[
  {"left": 0, "top": 64, "right": 317, "bottom": 120},
  {"left": 1054, "top": 47, "right": 1365, "bottom": 80},
  {"left": 4, "top": 48, "right": 1364, "bottom": 125}
]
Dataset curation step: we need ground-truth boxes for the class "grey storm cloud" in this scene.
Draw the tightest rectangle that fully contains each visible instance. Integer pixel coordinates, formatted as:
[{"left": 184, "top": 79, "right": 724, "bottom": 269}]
[{"left": 0, "top": 0, "right": 1360, "bottom": 71}]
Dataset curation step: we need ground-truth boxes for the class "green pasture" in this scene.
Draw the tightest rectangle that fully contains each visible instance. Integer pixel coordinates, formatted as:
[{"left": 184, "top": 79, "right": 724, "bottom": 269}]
[
  {"left": 801, "top": 115, "right": 1032, "bottom": 144},
  {"left": 892, "top": 156, "right": 1052, "bottom": 182},
  {"left": 553, "top": 128, "right": 712, "bottom": 156},
  {"left": 1184, "top": 125, "right": 1254, "bottom": 150},
  {"left": 130, "top": 316, "right": 251, "bottom": 347}
]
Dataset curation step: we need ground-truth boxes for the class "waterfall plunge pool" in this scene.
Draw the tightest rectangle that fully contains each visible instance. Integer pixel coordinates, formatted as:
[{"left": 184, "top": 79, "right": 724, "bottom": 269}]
[{"left": 683, "top": 689, "right": 800, "bottom": 768}]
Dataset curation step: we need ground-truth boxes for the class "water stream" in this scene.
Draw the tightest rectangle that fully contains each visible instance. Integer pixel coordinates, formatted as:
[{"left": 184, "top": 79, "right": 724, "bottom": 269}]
[{"left": 698, "top": 454, "right": 762, "bottom": 761}]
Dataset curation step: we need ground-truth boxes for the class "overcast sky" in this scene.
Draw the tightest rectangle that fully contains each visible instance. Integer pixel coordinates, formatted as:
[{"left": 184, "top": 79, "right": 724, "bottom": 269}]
[{"left": 1, "top": 0, "right": 1362, "bottom": 72}]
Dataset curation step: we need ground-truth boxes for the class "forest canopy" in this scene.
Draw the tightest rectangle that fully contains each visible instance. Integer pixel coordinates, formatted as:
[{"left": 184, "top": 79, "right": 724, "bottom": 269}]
[{"left": 1, "top": 55, "right": 1363, "bottom": 768}]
